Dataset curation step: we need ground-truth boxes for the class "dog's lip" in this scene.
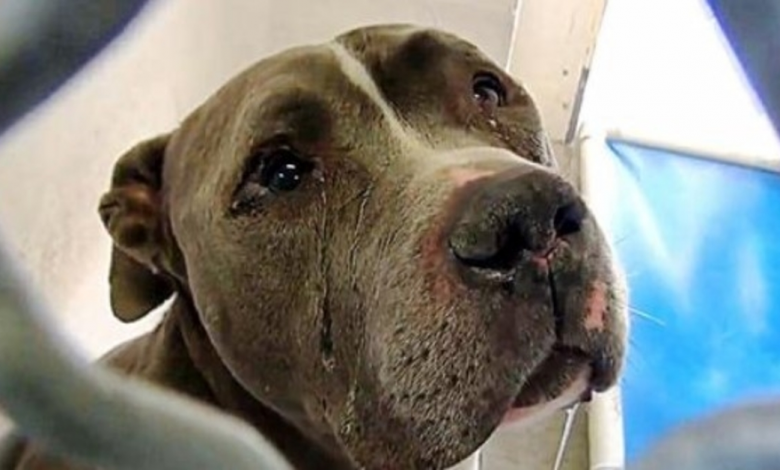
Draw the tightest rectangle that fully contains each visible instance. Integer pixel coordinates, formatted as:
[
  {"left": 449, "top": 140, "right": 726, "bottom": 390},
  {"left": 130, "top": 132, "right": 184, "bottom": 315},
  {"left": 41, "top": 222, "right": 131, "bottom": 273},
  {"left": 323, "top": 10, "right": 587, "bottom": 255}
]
[
  {"left": 514, "top": 346, "right": 592, "bottom": 402},
  {"left": 499, "top": 348, "right": 593, "bottom": 427},
  {"left": 500, "top": 371, "right": 591, "bottom": 428}
]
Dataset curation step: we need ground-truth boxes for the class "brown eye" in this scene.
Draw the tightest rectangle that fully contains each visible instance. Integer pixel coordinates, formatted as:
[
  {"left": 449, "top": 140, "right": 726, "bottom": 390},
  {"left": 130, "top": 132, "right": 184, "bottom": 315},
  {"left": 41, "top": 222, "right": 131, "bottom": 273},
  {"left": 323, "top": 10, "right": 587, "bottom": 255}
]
[
  {"left": 260, "top": 148, "right": 312, "bottom": 193},
  {"left": 230, "top": 146, "right": 314, "bottom": 215},
  {"left": 472, "top": 73, "right": 507, "bottom": 111}
]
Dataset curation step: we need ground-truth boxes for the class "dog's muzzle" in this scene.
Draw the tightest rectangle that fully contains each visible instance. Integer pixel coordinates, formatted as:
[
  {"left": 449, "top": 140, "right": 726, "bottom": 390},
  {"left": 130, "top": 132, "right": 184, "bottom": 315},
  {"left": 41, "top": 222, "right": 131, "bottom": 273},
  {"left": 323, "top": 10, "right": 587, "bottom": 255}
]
[{"left": 444, "top": 166, "right": 619, "bottom": 417}]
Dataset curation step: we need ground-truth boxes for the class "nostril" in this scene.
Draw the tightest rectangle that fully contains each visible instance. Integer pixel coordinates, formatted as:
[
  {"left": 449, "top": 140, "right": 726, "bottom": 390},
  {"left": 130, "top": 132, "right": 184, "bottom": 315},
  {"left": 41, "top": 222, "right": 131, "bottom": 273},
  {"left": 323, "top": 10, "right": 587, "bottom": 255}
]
[
  {"left": 553, "top": 202, "right": 585, "bottom": 238},
  {"left": 447, "top": 173, "right": 587, "bottom": 275},
  {"left": 448, "top": 229, "right": 522, "bottom": 272}
]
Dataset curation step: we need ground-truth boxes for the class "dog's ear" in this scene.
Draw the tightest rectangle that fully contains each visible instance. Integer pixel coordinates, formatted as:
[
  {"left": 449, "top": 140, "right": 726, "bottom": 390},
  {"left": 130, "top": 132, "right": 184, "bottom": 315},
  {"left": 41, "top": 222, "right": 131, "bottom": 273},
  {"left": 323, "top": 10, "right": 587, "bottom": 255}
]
[{"left": 98, "top": 134, "right": 176, "bottom": 322}]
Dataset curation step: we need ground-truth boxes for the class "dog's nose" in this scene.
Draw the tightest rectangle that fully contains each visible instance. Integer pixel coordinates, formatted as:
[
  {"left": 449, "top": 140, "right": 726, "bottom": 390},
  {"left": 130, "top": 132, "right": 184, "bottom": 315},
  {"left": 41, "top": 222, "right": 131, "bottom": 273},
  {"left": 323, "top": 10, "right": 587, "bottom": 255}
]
[{"left": 447, "top": 169, "right": 586, "bottom": 272}]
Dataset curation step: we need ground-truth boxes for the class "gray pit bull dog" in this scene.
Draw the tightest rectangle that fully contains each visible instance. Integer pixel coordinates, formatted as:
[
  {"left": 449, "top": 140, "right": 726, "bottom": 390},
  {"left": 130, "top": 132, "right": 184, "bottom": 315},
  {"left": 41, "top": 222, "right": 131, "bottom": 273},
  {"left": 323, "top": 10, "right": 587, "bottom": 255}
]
[{"left": 8, "top": 24, "right": 627, "bottom": 470}]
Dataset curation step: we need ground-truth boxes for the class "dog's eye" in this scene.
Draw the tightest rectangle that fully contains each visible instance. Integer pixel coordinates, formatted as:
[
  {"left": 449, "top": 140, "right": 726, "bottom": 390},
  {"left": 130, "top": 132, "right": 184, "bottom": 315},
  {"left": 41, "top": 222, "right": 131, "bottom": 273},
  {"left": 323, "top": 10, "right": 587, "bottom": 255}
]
[
  {"left": 472, "top": 73, "right": 506, "bottom": 111},
  {"left": 260, "top": 148, "right": 313, "bottom": 193}
]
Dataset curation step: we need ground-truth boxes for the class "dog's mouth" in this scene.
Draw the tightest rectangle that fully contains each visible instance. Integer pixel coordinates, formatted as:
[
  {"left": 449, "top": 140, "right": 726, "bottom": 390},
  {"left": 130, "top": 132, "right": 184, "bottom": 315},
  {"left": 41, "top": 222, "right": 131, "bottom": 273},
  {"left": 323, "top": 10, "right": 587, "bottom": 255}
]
[{"left": 500, "top": 346, "right": 594, "bottom": 428}]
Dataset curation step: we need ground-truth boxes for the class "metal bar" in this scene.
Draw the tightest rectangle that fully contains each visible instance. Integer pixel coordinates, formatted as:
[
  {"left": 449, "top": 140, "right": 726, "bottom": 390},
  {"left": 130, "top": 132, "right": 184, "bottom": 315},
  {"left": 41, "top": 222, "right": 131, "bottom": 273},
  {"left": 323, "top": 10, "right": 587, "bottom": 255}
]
[
  {"left": 0, "top": 1, "right": 290, "bottom": 468},
  {"left": 707, "top": 0, "right": 780, "bottom": 137},
  {"left": 578, "top": 129, "right": 627, "bottom": 470},
  {"left": 0, "top": 0, "right": 149, "bottom": 134},
  {"left": 586, "top": 389, "right": 624, "bottom": 470},
  {"left": 632, "top": 399, "right": 780, "bottom": 470},
  {"left": 551, "top": 403, "right": 580, "bottom": 470},
  {"left": 0, "top": 241, "right": 292, "bottom": 469},
  {"left": 603, "top": 128, "right": 780, "bottom": 174}
]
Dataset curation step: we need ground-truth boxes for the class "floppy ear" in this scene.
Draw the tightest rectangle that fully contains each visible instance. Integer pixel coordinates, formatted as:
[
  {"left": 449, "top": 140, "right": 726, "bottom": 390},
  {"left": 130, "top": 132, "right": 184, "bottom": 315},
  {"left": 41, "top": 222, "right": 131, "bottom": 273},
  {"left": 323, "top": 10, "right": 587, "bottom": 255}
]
[{"left": 98, "top": 134, "right": 176, "bottom": 322}]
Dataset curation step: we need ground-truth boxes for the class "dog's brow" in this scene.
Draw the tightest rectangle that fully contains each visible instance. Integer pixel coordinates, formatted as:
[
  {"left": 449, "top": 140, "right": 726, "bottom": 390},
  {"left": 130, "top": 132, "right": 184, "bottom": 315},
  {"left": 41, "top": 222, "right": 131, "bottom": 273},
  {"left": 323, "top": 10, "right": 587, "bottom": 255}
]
[
  {"left": 328, "top": 41, "right": 428, "bottom": 153},
  {"left": 253, "top": 92, "right": 331, "bottom": 144}
]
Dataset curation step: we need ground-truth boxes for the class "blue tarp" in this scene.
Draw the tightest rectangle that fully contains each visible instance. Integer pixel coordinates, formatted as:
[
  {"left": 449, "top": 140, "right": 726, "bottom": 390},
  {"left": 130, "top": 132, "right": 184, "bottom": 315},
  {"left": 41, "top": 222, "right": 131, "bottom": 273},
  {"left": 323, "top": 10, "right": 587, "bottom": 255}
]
[{"left": 600, "top": 140, "right": 780, "bottom": 461}]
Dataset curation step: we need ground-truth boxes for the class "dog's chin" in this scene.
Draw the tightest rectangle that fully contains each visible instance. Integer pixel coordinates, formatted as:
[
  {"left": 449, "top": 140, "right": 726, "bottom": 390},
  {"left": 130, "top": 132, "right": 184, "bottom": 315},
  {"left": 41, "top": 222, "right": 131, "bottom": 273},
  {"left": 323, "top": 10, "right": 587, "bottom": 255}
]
[
  {"left": 500, "top": 372, "right": 589, "bottom": 430},
  {"left": 499, "top": 352, "right": 593, "bottom": 430}
]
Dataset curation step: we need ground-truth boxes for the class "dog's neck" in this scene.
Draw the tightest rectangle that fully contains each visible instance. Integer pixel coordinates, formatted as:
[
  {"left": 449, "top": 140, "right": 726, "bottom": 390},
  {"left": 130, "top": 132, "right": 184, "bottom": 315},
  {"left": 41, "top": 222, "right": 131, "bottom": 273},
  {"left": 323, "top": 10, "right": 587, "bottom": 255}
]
[{"left": 112, "top": 297, "right": 356, "bottom": 470}]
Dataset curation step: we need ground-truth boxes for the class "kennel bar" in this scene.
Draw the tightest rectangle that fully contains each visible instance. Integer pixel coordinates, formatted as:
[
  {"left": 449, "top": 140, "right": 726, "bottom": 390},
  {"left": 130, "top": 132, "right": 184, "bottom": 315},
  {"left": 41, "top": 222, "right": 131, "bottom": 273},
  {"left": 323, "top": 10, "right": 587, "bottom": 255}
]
[
  {"left": 0, "top": 1, "right": 290, "bottom": 469},
  {"left": 707, "top": 0, "right": 780, "bottom": 137},
  {"left": 0, "top": 0, "right": 150, "bottom": 134},
  {"left": 0, "top": 242, "right": 292, "bottom": 470}
]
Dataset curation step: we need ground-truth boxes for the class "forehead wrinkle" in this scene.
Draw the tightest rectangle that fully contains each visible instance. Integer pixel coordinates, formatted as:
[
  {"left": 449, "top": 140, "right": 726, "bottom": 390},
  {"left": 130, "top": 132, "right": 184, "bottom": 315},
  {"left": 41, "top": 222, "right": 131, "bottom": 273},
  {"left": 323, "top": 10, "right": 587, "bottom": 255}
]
[
  {"left": 327, "top": 35, "right": 519, "bottom": 180},
  {"left": 232, "top": 50, "right": 347, "bottom": 150},
  {"left": 327, "top": 41, "right": 430, "bottom": 159}
]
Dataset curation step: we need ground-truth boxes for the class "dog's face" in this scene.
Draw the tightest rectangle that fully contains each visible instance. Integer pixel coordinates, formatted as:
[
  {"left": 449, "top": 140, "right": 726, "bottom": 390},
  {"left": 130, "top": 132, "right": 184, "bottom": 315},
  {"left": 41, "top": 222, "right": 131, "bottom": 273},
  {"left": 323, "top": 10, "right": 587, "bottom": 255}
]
[{"left": 99, "top": 25, "right": 627, "bottom": 469}]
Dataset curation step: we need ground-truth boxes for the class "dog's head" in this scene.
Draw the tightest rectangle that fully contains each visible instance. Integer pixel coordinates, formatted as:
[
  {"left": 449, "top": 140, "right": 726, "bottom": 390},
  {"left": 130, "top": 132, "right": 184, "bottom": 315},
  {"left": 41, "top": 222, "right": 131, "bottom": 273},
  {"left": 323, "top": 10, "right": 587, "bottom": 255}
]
[{"left": 98, "top": 25, "right": 627, "bottom": 469}]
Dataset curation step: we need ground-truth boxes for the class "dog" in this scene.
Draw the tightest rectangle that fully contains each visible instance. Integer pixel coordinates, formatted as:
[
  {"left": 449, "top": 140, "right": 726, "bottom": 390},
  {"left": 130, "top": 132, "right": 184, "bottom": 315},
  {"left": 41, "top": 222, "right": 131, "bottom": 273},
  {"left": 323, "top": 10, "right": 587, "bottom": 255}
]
[{"left": 6, "top": 24, "right": 627, "bottom": 470}]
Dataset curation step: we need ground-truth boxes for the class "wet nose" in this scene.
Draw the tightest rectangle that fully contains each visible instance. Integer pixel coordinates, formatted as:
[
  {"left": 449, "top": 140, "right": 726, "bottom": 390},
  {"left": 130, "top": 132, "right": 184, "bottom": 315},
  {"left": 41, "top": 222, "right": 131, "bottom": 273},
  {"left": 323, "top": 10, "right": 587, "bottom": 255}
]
[{"left": 447, "top": 169, "right": 587, "bottom": 272}]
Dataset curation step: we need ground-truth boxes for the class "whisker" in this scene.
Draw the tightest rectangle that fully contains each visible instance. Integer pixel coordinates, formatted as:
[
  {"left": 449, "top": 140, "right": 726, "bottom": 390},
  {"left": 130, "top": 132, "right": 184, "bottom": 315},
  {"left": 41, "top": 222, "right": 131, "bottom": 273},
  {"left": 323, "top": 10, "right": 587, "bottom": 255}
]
[
  {"left": 622, "top": 268, "right": 646, "bottom": 280},
  {"left": 611, "top": 232, "right": 634, "bottom": 246},
  {"left": 629, "top": 306, "right": 666, "bottom": 327},
  {"left": 423, "top": 0, "right": 441, "bottom": 27},
  {"left": 621, "top": 339, "right": 651, "bottom": 382}
]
